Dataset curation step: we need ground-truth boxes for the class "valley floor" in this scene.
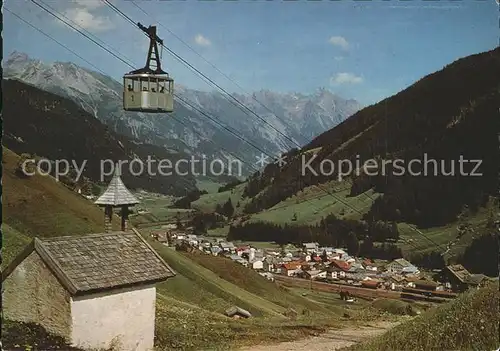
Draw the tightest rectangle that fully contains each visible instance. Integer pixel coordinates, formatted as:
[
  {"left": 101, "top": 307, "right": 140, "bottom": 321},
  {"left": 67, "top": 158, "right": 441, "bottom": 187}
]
[{"left": 237, "top": 321, "right": 401, "bottom": 351}]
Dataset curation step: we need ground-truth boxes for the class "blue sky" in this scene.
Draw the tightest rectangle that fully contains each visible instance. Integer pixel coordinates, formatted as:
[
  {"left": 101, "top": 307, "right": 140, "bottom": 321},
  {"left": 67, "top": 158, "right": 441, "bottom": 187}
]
[{"left": 4, "top": 0, "right": 498, "bottom": 105}]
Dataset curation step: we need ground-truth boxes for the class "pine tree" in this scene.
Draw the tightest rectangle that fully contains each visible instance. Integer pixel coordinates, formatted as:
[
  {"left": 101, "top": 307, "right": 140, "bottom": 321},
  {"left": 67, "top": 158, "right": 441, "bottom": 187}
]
[
  {"left": 16, "top": 153, "right": 36, "bottom": 178},
  {"left": 222, "top": 198, "right": 234, "bottom": 218},
  {"left": 80, "top": 178, "right": 92, "bottom": 195},
  {"left": 346, "top": 231, "right": 360, "bottom": 257},
  {"left": 176, "top": 212, "right": 183, "bottom": 229}
]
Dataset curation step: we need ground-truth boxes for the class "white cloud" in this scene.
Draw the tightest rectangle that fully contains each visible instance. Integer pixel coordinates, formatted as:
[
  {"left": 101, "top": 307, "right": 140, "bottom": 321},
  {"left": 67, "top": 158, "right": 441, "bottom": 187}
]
[
  {"left": 328, "top": 36, "right": 349, "bottom": 50},
  {"left": 194, "top": 34, "right": 211, "bottom": 47},
  {"left": 54, "top": 1, "right": 114, "bottom": 32},
  {"left": 72, "top": 0, "right": 105, "bottom": 10},
  {"left": 330, "top": 72, "right": 363, "bottom": 85},
  {"left": 62, "top": 7, "right": 114, "bottom": 32}
]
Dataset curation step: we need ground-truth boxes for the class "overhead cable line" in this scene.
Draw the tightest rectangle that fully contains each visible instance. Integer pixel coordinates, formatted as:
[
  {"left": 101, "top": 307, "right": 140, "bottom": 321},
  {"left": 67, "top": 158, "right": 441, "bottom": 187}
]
[
  {"left": 7, "top": 2, "right": 424, "bottom": 255},
  {"left": 26, "top": 0, "right": 443, "bottom": 252},
  {"left": 29, "top": 0, "right": 273, "bottom": 171},
  {"left": 30, "top": 0, "right": 292, "bottom": 175},
  {"left": 123, "top": 0, "right": 446, "bottom": 251},
  {"left": 129, "top": 0, "right": 344, "bottom": 143},
  {"left": 102, "top": 0, "right": 300, "bottom": 152},
  {"left": 9, "top": 4, "right": 201, "bottom": 193}
]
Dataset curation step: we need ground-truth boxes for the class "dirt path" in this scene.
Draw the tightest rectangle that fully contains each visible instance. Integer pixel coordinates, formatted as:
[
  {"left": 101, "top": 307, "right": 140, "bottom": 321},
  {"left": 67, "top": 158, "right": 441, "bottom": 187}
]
[{"left": 237, "top": 321, "right": 399, "bottom": 351}]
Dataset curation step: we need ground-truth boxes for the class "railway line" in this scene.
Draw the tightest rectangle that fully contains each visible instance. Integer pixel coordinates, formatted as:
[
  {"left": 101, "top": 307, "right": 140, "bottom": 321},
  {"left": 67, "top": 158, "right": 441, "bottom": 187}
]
[{"left": 275, "top": 275, "right": 454, "bottom": 303}]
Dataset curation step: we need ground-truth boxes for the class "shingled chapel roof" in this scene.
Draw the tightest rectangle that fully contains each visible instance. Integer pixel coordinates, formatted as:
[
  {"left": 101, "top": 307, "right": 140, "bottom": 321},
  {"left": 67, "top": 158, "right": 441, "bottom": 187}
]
[
  {"left": 94, "top": 167, "right": 139, "bottom": 206},
  {"left": 2, "top": 230, "right": 175, "bottom": 295}
]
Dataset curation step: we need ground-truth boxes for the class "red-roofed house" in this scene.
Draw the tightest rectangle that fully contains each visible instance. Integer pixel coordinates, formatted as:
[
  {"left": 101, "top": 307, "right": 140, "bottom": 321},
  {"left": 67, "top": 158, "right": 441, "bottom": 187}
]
[
  {"left": 330, "top": 260, "right": 351, "bottom": 271},
  {"left": 327, "top": 260, "right": 351, "bottom": 279},
  {"left": 281, "top": 262, "right": 303, "bottom": 276}
]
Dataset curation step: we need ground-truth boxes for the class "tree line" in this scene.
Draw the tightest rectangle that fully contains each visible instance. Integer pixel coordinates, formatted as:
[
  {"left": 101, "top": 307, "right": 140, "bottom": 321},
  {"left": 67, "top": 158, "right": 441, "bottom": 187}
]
[
  {"left": 227, "top": 214, "right": 402, "bottom": 260},
  {"left": 171, "top": 189, "right": 208, "bottom": 209}
]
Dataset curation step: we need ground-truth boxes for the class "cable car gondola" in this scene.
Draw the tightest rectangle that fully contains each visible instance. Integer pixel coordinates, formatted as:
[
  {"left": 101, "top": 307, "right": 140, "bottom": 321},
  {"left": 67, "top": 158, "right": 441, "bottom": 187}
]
[{"left": 123, "top": 23, "right": 173, "bottom": 113}]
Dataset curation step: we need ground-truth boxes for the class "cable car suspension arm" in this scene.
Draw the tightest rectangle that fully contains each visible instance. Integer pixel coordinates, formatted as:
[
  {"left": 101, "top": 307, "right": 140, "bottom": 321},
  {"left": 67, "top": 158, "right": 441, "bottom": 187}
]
[{"left": 134, "top": 22, "right": 166, "bottom": 74}]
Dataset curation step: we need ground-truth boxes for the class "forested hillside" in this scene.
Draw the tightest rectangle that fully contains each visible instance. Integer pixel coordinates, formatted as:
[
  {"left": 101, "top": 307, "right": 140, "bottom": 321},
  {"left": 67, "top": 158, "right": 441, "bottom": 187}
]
[{"left": 242, "top": 48, "right": 499, "bottom": 229}]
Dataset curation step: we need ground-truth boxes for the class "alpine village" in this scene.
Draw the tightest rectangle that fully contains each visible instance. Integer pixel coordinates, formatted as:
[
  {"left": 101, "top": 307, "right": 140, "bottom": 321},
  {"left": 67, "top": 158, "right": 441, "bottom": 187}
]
[{"left": 2, "top": 2, "right": 499, "bottom": 351}]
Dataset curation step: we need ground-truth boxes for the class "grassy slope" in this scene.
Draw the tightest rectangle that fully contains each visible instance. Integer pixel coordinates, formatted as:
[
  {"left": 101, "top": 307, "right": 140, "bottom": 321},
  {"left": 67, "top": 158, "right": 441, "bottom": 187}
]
[
  {"left": 219, "top": 48, "right": 499, "bottom": 261},
  {"left": 233, "top": 178, "right": 493, "bottom": 256},
  {"left": 196, "top": 178, "right": 223, "bottom": 193},
  {"left": 11, "top": 144, "right": 474, "bottom": 350},
  {"left": 2, "top": 224, "right": 31, "bottom": 270},
  {"left": 2, "top": 147, "right": 351, "bottom": 350},
  {"left": 143, "top": 235, "right": 382, "bottom": 350},
  {"left": 344, "top": 282, "right": 500, "bottom": 351},
  {"left": 188, "top": 172, "right": 491, "bottom": 258},
  {"left": 147, "top": 239, "right": 287, "bottom": 317},
  {"left": 2, "top": 147, "right": 362, "bottom": 350},
  {"left": 182, "top": 250, "right": 348, "bottom": 316},
  {"left": 191, "top": 182, "right": 249, "bottom": 214},
  {"left": 2, "top": 147, "right": 121, "bottom": 264},
  {"left": 248, "top": 180, "right": 379, "bottom": 225},
  {"left": 130, "top": 193, "right": 195, "bottom": 226}
]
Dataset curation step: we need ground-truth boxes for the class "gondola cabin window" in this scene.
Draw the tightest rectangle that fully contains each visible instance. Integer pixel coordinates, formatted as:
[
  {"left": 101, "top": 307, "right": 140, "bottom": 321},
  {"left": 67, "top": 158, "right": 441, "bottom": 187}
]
[{"left": 123, "top": 74, "right": 174, "bottom": 113}]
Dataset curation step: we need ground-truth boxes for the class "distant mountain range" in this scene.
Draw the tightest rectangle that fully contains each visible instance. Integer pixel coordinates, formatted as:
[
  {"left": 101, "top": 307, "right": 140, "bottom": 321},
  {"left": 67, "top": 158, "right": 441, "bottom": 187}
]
[{"left": 4, "top": 51, "right": 361, "bottom": 173}]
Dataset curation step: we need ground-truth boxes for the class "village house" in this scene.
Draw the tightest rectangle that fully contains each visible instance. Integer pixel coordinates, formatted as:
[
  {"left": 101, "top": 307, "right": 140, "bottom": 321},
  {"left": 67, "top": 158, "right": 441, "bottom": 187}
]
[
  {"left": 303, "top": 242, "right": 319, "bottom": 254},
  {"left": 386, "top": 258, "right": 419, "bottom": 275},
  {"left": 318, "top": 247, "right": 335, "bottom": 256},
  {"left": 236, "top": 246, "right": 250, "bottom": 256},
  {"left": 302, "top": 269, "right": 327, "bottom": 280},
  {"left": 250, "top": 258, "right": 264, "bottom": 270},
  {"left": 361, "top": 280, "right": 382, "bottom": 289},
  {"left": 348, "top": 261, "right": 365, "bottom": 273},
  {"left": 363, "top": 259, "right": 378, "bottom": 271},
  {"left": 327, "top": 268, "right": 346, "bottom": 280},
  {"left": 263, "top": 256, "right": 280, "bottom": 272},
  {"left": 342, "top": 255, "right": 356, "bottom": 263},
  {"left": 229, "top": 254, "right": 242, "bottom": 262},
  {"left": 199, "top": 242, "right": 212, "bottom": 252},
  {"left": 413, "top": 279, "right": 440, "bottom": 291},
  {"left": 174, "top": 233, "right": 186, "bottom": 241},
  {"left": 332, "top": 248, "right": 347, "bottom": 259},
  {"left": 219, "top": 242, "right": 236, "bottom": 253},
  {"left": 302, "top": 262, "right": 321, "bottom": 271},
  {"left": 210, "top": 246, "right": 222, "bottom": 256},
  {"left": 443, "top": 264, "right": 470, "bottom": 292},
  {"left": 186, "top": 234, "right": 199, "bottom": 246},
  {"left": 184, "top": 227, "right": 195, "bottom": 235},
  {"left": 281, "top": 262, "right": 303, "bottom": 277},
  {"left": 258, "top": 272, "right": 275, "bottom": 282},
  {"left": 228, "top": 254, "right": 249, "bottom": 267},
  {"left": 463, "top": 274, "right": 489, "bottom": 289},
  {"left": 386, "top": 275, "right": 408, "bottom": 290},
  {"left": 311, "top": 256, "right": 323, "bottom": 263},
  {"left": 326, "top": 259, "right": 350, "bottom": 280},
  {"left": 443, "top": 264, "right": 489, "bottom": 292},
  {"left": 151, "top": 230, "right": 169, "bottom": 245},
  {"left": 2, "top": 230, "right": 175, "bottom": 351}
]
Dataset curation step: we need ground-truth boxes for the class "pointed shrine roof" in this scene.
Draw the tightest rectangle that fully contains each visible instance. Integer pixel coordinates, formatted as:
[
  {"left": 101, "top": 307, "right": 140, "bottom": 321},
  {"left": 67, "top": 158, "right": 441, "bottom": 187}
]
[{"left": 94, "top": 168, "right": 139, "bottom": 206}]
